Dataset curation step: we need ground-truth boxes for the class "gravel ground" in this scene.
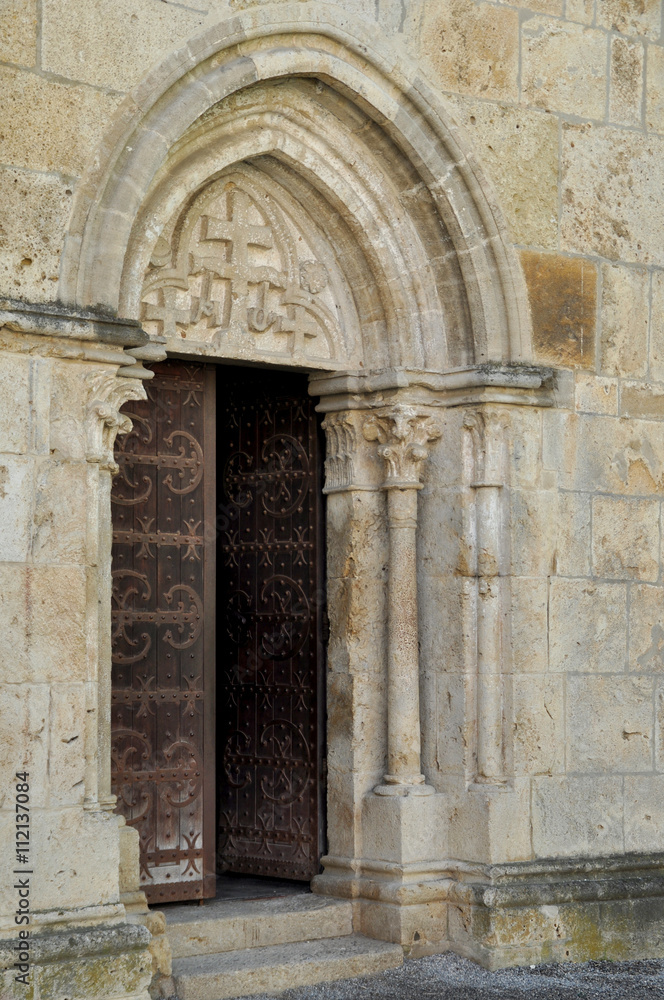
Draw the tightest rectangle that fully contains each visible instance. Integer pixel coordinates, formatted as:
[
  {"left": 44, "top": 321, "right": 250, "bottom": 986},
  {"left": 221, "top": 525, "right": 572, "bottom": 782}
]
[{"left": 233, "top": 952, "right": 664, "bottom": 1000}]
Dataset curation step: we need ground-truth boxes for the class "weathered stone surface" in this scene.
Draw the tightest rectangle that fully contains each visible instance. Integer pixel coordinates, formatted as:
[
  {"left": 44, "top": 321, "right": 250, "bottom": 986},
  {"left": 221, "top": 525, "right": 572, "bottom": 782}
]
[
  {"left": 510, "top": 578, "right": 548, "bottom": 673},
  {"left": 47, "top": 682, "right": 87, "bottom": 807},
  {"left": 630, "top": 584, "right": 664, "bottom": 671},
  {"left": 512, "top": 675, "right": 563, "bottom": 776},
  {"left": 420, "top": 0, "right": 519, "bottom": 101},
  {"left": 562, "top": 123, "right": 664, "bottom": 265},
  {"left": 592, "top": 495, "right": 660, "bottom": 581},
  {"left": 610, "top": 36, "right": 644, "bottom": 127},
  {"left": 620, "top": 381, "right": 664, "bottom": 419},
  {"left": 624, "top": 776, "right": 664, "bottom": 851},
  {"left": 521, "top": 18, "right": 607, "bottom": 119},
  {"left": 549, "top": 578, "right": 627, "bottom": 673},
  {"left": 646, "top": 42, "right": 664, "bottom": 131},
  {"left": 554, "top": 491, "right": 591, "bottom": 577},
  {"left": 0, "top": 353, "right": 31, "bottom": 453},
  {"left": 0, "top": 0, "right": 37, "bottom": 67},
  {"left": 650, "top": 270, "right": 664, "bottom": 379},
  {"left": 0, "top": 66, "right": 122, "bottom": 174},
  {"left": 565, "top": 0, "right": 596, "bottom": 23},
  {"left": 0, "top": 168, "right": 74, "bottom": 301},
  {"left": 574, "top": 373, "right": 618, "bottom": 415},
  {"left": 567, "top": 675, "right": 654, "bottom": 772},
  {"left": 521, "top": 251, "right": 597, "bottom": 369},
  {"left": 0, "top": 456, "right": 33, "bottom": 561},
  {"left": 444, "top": 99, "right": 558, "bottom": 248},
  {"left": 532, "top": 775, "right": 624, "bottom": 856},
  {"left": 42, "top": 0, "right": 207, "bottom": 91},
  {"left": 600, "top": 263, "right": 649, "bottom": 377},
  {"left": 596, "top": 0, "right": 662, "bottom": 40},
  {"left": 32, "top": 807, "right": 120, "bottom": 910},
  {"left": 0, "top": 682, "right": 49, "bottom": 809}
]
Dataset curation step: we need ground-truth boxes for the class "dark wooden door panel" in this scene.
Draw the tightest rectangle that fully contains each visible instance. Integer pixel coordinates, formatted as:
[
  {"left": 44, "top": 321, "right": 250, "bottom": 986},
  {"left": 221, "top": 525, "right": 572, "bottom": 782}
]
[
  {"left": 110, "top": 360, "right": 216, "bottom": 903},
  {"left": 217, "top": 370, "right": 324, "bottom": 880}
]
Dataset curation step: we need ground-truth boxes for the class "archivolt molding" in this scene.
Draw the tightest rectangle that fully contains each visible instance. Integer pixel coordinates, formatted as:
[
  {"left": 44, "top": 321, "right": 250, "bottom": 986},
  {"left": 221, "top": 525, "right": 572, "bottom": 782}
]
[{"left": 60, "top": 2, "right": 533, "bottom": 374}]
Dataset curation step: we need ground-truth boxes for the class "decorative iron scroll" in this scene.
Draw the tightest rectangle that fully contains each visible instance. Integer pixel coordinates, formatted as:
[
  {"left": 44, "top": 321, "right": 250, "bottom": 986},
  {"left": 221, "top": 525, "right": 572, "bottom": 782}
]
[
  {"left": 110, "top": 361, "right": 215, "bottom": 903},
  {"left": 217, "top": 370, "right": 324, "bottom": 881}
]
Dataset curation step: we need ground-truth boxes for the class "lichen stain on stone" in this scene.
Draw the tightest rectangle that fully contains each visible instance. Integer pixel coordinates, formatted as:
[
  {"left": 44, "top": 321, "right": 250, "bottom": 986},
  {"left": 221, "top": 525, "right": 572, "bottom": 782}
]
[{"left": 521, "top": 250, "right": 597, "bottom": 370}]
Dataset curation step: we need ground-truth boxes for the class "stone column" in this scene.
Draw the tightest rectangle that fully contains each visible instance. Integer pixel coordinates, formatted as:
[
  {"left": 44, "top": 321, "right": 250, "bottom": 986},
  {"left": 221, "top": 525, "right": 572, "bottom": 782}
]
[
  {"left": 464, "top": 409, "right": 508, "bottom": 784},
  {"left": 363, "top": 405, "right": 441, "bottom": 796}
]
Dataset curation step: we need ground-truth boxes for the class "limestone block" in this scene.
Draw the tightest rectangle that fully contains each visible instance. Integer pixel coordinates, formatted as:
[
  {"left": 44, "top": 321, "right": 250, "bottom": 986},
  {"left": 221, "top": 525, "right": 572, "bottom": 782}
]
[
  {"left": 510, "top": 489, "right": 558, "bottom": 577},
  {"left": 592, "top": 495, "right": 659, "bottom": 581},
  {"left": 567, "top": 675, "right": 653, "bottom": 772},
  {"left": 549, "top": 411, "right": 664, "bottom": 495},
  {"left": 430, "top": 671, "right": 471, "bottom": 776},
  {"left": 555, "top": 492, "right": 592, "bottom": 577},
  {"left": 532, "top": 775, "right": 624, "bottom": 856},
  {"left": 646, "top": 43, "right": 664, "bottom": 131},
  {"left": 47, "top": 683, "right": 86, "bottom": 808},
  {"left": 426, "top": 410, "right": 466, "bottom": 487},
  {"left": 420, "top": 0, "right": 519, "bottom": 101},
  {"left": 521, "top": 18, "right": 607, "bottom": 119},
  {"left": 521, "top": 251, "right": 597, "bottom": 369},
  {"left": 575, "top": 373, "right": 618, "bottom": 415},
  {"left": 596, "top": 0, "right": 662, "bottom": 39},
  {"left": 549, "top": 578, "right": 627, "bottom": 673},
  {"left": 624, "top": 775, "right": 664, "bottom": 852},
  {"left": 566, "top": 0, "right": 595, "bottom": 23},
  {"left": 0, "top": 567, "right": 87, "bottom": 689},
  {"left": 448, "top": 780, "right": 531, "bottom": 863},
  {"left": 562, "top": 123, "right": 664, "bottom": 265},
  {"left": 512, "top": 675, "right": 563, "bottom": 776},
  {"left": 0, "top": 66, "right": 122, "bottom": 174},
  {"left": 119, "top": 823, "right": 141, "bottom": 895},
  {"left": 32, "top": 459, "right": 88, "bottom": 564},
  {"left": 610, "top": 36, "right": 644, "bottom": 127},
  {"left": 42, "top": 0, "right": 208, "bottom": 91},
  {"left": 325, "top": 490, "right": 386, "bottom": 583},
  {"left": 0, "top": 456, "right": 33, "bottom": 562},
  {"left": 0, "top": 167, "right": 74, "bottom": 302},
  {"left": 443, "top": 98, "right": 558, "bottom": 248},
  {"left": 629, "top": 584, "right": 664, "bottom": 671},
  {"left": 420, "top": 574, "right": 475, "bottom": 678},
  {"left": 508, "top": 407, "right": 543, "bottom": 490},
  {"left": 361, "top": 793, "right": 448, "bottom": 865},
  {"left": 511, "top": 578, "right": 548, "bottom": 673},
  {"left": 650, "top": 270, "right": 664, "bottom": 380},
  {"left": 419, "top": 487, "right": 474, "bottom": 577},
  {"left": 32, "top": 807, "right": 119, "bottom": 911},
  {"left": 0, "top": 0, "right": 37, "bottom": 66},
  {"left": 0, "top": 683, "right": 49, "bottom": 810},
  {"left": 600, "top": 263, "right": 649, "bottom": 377},
  {"left": 620, "top": 381, "right": 664, "bottom": 420},
  {"left": 49, "top": 360, "right": 90, "bottom": 462},
  {"left": 0, "top": 353, "right": 30, "bottom": 454}
]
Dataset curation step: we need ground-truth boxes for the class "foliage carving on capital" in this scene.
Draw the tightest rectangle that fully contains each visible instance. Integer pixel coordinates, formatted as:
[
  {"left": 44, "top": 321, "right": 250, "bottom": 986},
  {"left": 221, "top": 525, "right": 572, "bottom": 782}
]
[
  {"left": 363, "top": 405, "right": 441, "bottom": 488},
  {"left": 86, "top": 372, "right": 147, "bottom": 473},
  {"left": 321, "top": 412, "right": 357, "bottom": 493},
  {"left": 463, "top": 408, "right": 509, "bottom": 488}
]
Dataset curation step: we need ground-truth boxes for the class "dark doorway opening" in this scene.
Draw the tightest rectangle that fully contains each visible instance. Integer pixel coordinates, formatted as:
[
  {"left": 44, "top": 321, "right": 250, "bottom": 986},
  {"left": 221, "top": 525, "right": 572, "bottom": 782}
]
[{"left": 110, "top": 360, "right": 326, "bottom": 905}]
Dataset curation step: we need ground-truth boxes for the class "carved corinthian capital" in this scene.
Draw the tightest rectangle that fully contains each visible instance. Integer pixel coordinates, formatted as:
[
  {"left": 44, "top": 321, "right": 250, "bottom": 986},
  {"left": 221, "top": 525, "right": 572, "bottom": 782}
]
[
  {"left": 363, "top": 405, "right": 441, "bottom": 488},
  {"left": 86, "top": 371, "right": 147, "bottom": 473}
]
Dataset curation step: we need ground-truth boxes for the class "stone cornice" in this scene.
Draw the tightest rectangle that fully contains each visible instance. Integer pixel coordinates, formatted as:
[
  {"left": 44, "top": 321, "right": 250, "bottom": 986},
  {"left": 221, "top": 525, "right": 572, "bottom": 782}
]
[
  {"left": 0, "top": 299, "right": 148, "bottom": 348},
  {"left": 311, "top": 364, "right": 563, "bottom": 411}
]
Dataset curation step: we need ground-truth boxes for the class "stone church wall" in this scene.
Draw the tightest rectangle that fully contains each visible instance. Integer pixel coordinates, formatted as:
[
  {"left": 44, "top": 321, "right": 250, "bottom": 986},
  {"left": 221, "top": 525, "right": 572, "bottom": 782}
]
[{"left": 2, "top": 0, "right": 664, "bottom": 993}]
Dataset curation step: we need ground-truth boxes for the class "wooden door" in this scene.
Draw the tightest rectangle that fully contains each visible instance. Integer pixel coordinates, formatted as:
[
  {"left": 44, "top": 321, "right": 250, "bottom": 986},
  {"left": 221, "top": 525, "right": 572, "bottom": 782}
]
[
  {"left": 110, "top": 360, "right": 216, "bottom": 903},
  {"left": 217, "top": 369, "right": 325, "bottom": 881}
]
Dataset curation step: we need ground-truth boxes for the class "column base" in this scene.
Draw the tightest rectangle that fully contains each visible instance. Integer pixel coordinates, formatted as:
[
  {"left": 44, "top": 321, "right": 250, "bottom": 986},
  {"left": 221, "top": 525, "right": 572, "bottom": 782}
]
[{"left": 374, "top": 777, "right": 435, "bottom": 797}]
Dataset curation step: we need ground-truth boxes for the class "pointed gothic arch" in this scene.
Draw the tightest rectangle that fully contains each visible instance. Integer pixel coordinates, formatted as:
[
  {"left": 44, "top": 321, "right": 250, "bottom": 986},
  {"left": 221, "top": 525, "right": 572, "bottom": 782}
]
[{"left": 59, "top": 2, "right": 532, "bottom": 373}]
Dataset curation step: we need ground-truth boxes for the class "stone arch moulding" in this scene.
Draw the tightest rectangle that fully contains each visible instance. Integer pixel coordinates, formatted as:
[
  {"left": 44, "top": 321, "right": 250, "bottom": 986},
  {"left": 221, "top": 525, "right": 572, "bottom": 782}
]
[{"left": 59, "top": 1, "right": 533, "bottom": 371}]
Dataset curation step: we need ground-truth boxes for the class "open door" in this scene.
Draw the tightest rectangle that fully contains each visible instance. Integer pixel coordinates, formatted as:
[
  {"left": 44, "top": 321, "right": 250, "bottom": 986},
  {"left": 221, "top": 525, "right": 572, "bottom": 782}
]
[{"left": 110, "top": 360, "right": 216, "bottom": 903}]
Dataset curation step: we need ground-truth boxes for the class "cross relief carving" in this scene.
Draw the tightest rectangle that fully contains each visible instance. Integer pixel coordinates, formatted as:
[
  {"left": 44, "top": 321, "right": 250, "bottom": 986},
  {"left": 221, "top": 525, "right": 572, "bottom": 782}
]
[{"left": 141, "top": 174, "right": 345, "bottom": 363}]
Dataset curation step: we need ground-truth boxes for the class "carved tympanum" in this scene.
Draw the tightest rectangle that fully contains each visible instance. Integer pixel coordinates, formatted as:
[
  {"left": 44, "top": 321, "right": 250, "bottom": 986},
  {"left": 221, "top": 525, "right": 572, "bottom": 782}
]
[{"left": 141, "top": 169, "right": 348, "bottom": 364}]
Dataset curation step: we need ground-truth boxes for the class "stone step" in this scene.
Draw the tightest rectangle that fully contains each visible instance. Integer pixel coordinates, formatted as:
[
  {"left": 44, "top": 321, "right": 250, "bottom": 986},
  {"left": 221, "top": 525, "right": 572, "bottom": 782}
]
[
  {"left": 165, "top": 895, "right": 353, "bottom": 959},
  {"left": 172, "top": 934, "right": 403, "bottom": 1000}
]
